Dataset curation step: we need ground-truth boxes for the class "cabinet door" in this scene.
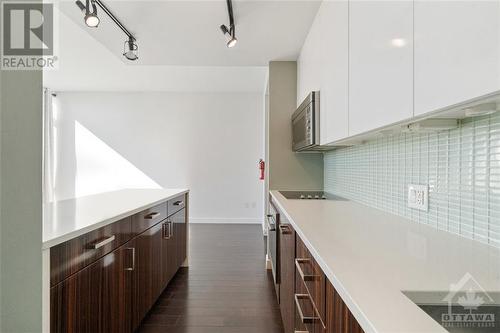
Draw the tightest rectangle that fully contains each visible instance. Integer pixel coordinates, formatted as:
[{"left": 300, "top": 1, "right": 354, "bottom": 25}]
[
  {"left": 279, "top": 223, "right": 295, "bottom": 333},
  {"left": 173, "top": 208, "right": 187, "bottom": 267},
  {"left": 349, "top": 0, "right": 413, "bottom": 136},
  {"left": 162, "top": 219, "right": 177, "bottom": 284},
  {"left": 131, "top": 222, "right": 163, "bottom": 330},
  {"left": 50, "top": 243, "right": 134, "bottom": 333},
  {"left": 297, "top": 7, "right": 322, "bottom": 106},
  {"left": 319, "top": 0, "right": 349, "bottom": 144},
  {"left": 414, "top": 0, "right": 500, "bottom": 116},
  {"left": 326, "top": 280, "right": 364, "bottom": 333}
]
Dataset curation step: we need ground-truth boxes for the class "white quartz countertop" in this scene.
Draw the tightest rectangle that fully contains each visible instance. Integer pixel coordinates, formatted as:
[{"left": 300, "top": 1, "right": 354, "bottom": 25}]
[
  {"left": 43, "top": 189, "right": 189, "bottom": 249},
  {"left": 270, "top": 190, "right": 500, "bottom": 333}
]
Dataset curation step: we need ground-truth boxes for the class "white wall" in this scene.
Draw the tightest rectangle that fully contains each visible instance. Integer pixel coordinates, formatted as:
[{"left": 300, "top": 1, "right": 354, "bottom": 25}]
[
  {"left": 268, "top": 62, "right": 323, "bottom": 191},
  {"left": 52, "top": 92, "right": 265, "bottom": 223}
]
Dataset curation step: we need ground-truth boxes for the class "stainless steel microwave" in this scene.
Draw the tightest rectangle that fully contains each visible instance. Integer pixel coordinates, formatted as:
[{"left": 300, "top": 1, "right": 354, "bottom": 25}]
[{"left": 292, "top": 91, "right": 320, "bottom": 152}]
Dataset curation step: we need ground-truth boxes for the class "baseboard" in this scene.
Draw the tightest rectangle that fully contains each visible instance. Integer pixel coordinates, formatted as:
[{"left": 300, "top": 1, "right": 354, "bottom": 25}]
[{"left": 190, "top": 218, "right": 263, "bottom": 224}]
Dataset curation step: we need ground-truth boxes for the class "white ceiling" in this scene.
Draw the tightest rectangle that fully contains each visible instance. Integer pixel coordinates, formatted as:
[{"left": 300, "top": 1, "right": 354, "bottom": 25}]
[
  {"left": 58, "top": 0, "right": 321, "bottom": 66},
  {"left": 44, "top": 0, "right": 320, "bottom": 92}
]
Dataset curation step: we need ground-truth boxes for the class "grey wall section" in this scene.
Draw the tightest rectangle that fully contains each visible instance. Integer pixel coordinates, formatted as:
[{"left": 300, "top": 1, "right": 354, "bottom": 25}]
[
  {"left": 0, "top": 48, "right": 43, "bottom": 333},
  {"left": 268, "top": 61, "right": 323, "bottom": 191}
]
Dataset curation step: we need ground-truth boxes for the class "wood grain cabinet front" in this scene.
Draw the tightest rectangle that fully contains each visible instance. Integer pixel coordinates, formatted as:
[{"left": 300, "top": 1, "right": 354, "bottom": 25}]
[
  {"left": 130, "top": 222, "right": 164, "bottom": 330},
  {"left": 291, "top": 234, "right": 364, "bottom": 333},
  {"left": 50, "top": 242, "right": 134, "bottom": 333},
  {"left": 279, "top": 222, "right": 296, "bottom": 333},
  {"left": 131, "top": 202, "right": 168, "bottom": 236},
  {"left": 50, "top": 217, "right": 132, "bottom": 287},
  {"left": 173, "top": 207, "right": 187, "bottom": 268},
  {"left": 50, "top": 194, "right": 189, "bottom": 333},
  {"left": 168, "top": 193, "right": 186, "bottom": 217},
  {"left": 326, "top": 280, "right": 364, "bottom": 333}
]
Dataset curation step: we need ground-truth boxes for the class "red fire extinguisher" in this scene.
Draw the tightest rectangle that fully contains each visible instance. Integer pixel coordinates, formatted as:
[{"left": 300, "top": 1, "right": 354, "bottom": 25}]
[{"left": 259, "top": 159, "right": 265, "bottom": 180}]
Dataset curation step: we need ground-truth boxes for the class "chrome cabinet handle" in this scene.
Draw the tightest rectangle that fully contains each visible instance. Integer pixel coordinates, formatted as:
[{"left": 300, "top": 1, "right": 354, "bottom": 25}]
[
  {"left": 169, "top": 221, "right": 173, "bottom": 238},
  {"left": 162, "top": 222, "right": 167, "bottom": 239},
  {"left": 125, "top": 247, "right": 135, "bottom": 271},
  {"left": 266, "top": 214, "right": 276, "bottom": 231},
  {"left": 91, "top": 235, "right": 115, "bottom": 249},
  {"left": 173, "top": 200, "right": 184, "bottom": 207},
  {"left": 144, "top": 212, "right": 160, "bottom": 219},
  {"left": 294, "top": 294, "right": 318, "bottom": 324},
  {"left": 295, "top": 258, "right": 316, "bottom": 282},
  {"left": 163, "top": 221, "right": 172, "bottom": 240},
  {"left": 279, "top": 224, "right": 292, "bottom": 234}
]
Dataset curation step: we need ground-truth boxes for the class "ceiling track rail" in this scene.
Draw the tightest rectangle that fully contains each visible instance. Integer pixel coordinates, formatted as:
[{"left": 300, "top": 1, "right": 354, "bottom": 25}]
[{"left": 94, "top": 0, "right": 135, "bottom": 41}]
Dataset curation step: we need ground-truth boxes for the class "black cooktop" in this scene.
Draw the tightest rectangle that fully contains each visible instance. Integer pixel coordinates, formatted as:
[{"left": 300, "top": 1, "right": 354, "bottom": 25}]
[{"left": 278, "top": 191, "right": 348, "bottom": 201}]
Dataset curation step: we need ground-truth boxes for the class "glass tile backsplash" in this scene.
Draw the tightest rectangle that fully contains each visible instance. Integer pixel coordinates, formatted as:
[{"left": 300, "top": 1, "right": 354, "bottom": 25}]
[{"left": 324, "top": 112, "right": 500, "bottom": 249}]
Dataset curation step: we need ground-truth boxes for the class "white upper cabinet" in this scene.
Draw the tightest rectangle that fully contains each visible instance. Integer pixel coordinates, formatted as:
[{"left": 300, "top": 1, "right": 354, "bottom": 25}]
[
  {"left": 297, "top": 12, "right": 322, "bottom": 106},
  {"left": 319, "top": 1, "right": 349, "bottom": 144},
  {"left": 297, "top": 1, "right": 349, "bottom": 145},
  {"left": 349, "top": 0, "right": 414, "bottom": 136},
  {"left": 414, "top": 0, "right": 500, "bottom": 116}
]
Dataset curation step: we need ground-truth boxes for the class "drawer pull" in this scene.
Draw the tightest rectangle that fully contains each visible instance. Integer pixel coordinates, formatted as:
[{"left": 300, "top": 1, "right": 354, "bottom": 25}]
[
  {"left": 125, "top": 247, "right": 135, "bottom": 271},
  {"left": 294, "top": 294, "right": 318, "bottom": 324},
  {"left": 144, "top": 212, "right": 160, "bottom": 219},
  {"left": 91, "top": 235, "right": 115, "bottom": 249},
  {"left": 279, "top": 224, "right": 292, "bottom": 234},
  {"left": 294, "top": 331, "right": 309, "bottom": 333},
  {"left": 295, "top": 258, "right": 317, "bottom": 282},
  {"left": 173, "top": 200, "right": 184, "bottom": 207}
]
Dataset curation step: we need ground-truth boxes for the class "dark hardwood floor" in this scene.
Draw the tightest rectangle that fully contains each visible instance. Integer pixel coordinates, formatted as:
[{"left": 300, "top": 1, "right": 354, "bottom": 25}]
[{"left": 137, "top": 224, "right": 284, "bottom": 333}]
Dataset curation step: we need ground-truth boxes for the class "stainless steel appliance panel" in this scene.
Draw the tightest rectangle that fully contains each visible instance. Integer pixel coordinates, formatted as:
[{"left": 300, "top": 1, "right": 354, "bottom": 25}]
[{"left": 292, "top": 91, "right": 320, "bottom": 152}]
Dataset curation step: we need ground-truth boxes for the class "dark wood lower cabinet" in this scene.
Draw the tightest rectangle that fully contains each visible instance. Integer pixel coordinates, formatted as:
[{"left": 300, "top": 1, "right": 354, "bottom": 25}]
[
  {"left": 173, "top": 208, "right": 187, "bottom": 268},
  {"left": 279, "top": 223, "right": 295, "bottom": 333},
  {"left": 131, "top": 222, "right": 164, "bottom": 331},
  {"left": 287, "top": 231, "right": 364, "bottom": 333},
  {"left": 162, "top": 218, "right": 177, "bottom": 285},
  {"left": 50, "top": 200, "right": 188, "bottom": 333},
  {"left": 50, "top": 243, "right": 133, "bottom": 333},
  {"left": 326, "top": 280, "right": 364, "bottom": 333}
]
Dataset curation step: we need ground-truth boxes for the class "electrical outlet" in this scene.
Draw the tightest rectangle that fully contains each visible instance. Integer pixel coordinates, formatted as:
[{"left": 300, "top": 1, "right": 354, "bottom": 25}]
[{"left": 408, "top": 184, "right": 428, "bottom": 211}]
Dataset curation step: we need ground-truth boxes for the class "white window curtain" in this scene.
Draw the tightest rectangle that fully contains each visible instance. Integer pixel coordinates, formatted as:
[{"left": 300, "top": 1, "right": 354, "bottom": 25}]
[{"left": 42, "top": 88, "right": 57, "bottom": 203}]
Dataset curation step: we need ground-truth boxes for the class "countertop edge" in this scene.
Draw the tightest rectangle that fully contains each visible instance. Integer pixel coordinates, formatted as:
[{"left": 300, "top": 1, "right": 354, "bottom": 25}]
[
  {"left": 270, "top": 190, "right": 379, "bottom": 333},
  {"left": 42, "top": 189, "right": 189, "bottom": 250}
]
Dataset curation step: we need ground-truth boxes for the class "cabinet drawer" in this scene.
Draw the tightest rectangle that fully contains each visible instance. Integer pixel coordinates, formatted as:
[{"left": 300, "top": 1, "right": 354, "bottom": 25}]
[
  {"left": 131, "top": 201, "right": 168, "bottom": 235},
  {"left": 295, "top": 272, "right": 322, "bottom": 333},
  {"left": 168, "top": 193, "right": 186, "bottom": 216},
  {"left": 296, "top": 236, "right": 326, "bottom": 324},
  {"left": 50, "top": 217, "right": 132, "bottom": 287}
]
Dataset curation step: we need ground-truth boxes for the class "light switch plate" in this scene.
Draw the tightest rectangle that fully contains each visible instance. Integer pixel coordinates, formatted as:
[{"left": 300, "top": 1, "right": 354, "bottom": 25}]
[{"left": 408, "top": 184, "right": 428, "bottom": 211}]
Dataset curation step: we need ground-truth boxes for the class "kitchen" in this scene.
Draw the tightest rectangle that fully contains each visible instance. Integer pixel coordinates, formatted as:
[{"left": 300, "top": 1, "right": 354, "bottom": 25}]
[{"left": 1, "top": 1, "right": 500, "bottom": 333}]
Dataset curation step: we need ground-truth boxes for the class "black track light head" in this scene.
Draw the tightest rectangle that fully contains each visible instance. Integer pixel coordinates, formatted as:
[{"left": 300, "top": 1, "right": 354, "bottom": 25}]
[
  {"left": 220, "top": 24, "right": 229, "bottom": 35},
  {"left": 75, "top": 0, "right": 86, "bottom": 12}
]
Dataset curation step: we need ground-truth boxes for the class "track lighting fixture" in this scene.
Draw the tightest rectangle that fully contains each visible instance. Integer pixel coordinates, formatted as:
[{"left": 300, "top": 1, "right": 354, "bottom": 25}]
[
  {"left": 220, "top": 0, "right": 237, "bottom": 48},
  {"left": 76, "top": 0, "right": 99, "bottom": 27},
  {"left": 75, "top": 0, "right": 138, "bottom": 61},
  {"left": 220, "top": 24, "right": 237, "bottom": 48},
  {"left": 123, "top": 37, "right": 139, "bottom": 61}
]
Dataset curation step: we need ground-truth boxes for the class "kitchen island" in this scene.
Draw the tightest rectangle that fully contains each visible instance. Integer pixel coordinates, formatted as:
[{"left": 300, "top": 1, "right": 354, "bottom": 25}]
[{"left": 42, "top": 189, "right": 189, "bottom": 332}]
